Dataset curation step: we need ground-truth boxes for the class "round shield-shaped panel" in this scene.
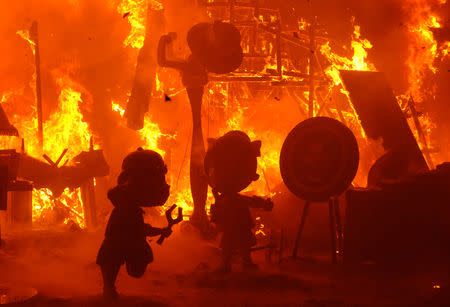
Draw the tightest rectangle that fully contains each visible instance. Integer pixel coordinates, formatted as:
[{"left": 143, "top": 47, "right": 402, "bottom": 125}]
[{"left": 280, "top": 117, "right": 359, "bottom": 202}]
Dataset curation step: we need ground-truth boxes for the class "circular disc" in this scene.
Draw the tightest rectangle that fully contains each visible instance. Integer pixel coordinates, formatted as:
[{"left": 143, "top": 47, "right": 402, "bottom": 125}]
[{"left": 280, "top": 117, "right": 359, "bottom": 202}]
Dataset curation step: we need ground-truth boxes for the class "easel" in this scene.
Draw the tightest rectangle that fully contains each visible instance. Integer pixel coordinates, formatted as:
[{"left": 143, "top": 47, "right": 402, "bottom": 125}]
[{"left": 292, "top": 196, "right": 343, "bottom": 264}]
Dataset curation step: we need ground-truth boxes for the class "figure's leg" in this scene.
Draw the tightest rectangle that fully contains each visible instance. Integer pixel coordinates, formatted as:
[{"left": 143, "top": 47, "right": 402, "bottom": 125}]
[
  {"left": 216, "top": 248, "right": 233, "bottom": 273},
  {"left": 100, "top": 263, "right": 121, "bottom": 300},
  {"left": 126, "top": 260, "right": 148, "bottom": 278},
  {"left": 125, "top": 245, "right": 152, "bottom": 278},
  {"left": 242, "top": 248, "right": 258, "bottom": 271}
]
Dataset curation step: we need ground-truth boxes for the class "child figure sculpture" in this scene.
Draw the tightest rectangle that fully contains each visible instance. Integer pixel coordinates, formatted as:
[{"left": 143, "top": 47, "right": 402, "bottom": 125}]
[
  {"left": 205, "top": 131, "right": 274, "bottom": 273},
  {"left": 97, "top": 148, "right": 176, "bottom": 299}
]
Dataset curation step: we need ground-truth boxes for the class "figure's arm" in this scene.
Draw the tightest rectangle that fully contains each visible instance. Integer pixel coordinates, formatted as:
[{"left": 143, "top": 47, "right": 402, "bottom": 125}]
[
  {"left": 157, "top": 33, "right": 186, "bottom": 70},
  {"left": 248, "top": 196, "right": 274, "bottom": 211},
  {"left": 144, "top": 223, "right": 172, "bottom": 237}
]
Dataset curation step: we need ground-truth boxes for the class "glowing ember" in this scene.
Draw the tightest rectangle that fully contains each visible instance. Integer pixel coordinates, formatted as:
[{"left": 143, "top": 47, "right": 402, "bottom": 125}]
[
  {"left": 255, "top": 216, "right": 266, "bottom": 237},
  {"left": 440, "top": 41, "right": 450, "bottom": 58},
  {"left": 112, "top": 101, "right": 126, "bottom": 117}
]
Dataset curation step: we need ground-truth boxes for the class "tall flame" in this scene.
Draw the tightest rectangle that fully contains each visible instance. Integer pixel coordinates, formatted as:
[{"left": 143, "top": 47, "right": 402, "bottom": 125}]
[
  {"left": 1, "top": 75, "right": 92, "bottom": 227},
  {"left": 320, "top": 21, "right": 376, "bottom": 87},
  {"left": 402, "top": 0, "right": 444, "bottom": 101}
]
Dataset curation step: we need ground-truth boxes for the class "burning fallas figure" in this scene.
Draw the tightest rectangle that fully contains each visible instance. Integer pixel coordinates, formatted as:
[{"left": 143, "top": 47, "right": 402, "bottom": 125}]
[
  {"left": 96, "top": 148, "right": 182, "bottom": 300},
  {"left": 205, "top": 131, "right": 274, "bottom": 273}
]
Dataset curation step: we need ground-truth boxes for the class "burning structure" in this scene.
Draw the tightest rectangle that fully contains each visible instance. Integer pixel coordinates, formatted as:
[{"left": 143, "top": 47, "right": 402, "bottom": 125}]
[
  {"left": 0, "top": 0, "right": 448, "bottom": 248},
  {"left": 0, "top": 0, "right": 449, "bottom": 305}
]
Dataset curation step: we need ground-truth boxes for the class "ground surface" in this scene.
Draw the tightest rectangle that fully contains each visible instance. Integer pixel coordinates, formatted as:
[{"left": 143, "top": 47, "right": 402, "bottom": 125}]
[{"left": 0, "top": 228, "right": 449, "bottom": 307}]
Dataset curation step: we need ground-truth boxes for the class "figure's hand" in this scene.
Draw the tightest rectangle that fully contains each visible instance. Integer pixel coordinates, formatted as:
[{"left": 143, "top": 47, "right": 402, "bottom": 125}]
[
  {"left": 159, "top": 32, "right": 177, "bottom": 45},
  {"left": 264, "top": 198, "right": 274, "bottom": 211},
  {"left": 158, "top": 32, "right": 183, "bottom": 69},
  {"left": 160, "top": 227, "right": 173, "bottom": 238}
]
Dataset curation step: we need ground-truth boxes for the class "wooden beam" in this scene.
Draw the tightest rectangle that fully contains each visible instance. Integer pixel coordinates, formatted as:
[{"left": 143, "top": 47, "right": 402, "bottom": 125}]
[{"left": 30, "top": 21, "right": 43, "bottom": 150}]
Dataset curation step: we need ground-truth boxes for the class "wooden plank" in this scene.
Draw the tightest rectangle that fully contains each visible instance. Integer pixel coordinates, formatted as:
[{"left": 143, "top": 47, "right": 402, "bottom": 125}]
[{"left": 339, "top": 71, "right": 428, "bottom": 172}]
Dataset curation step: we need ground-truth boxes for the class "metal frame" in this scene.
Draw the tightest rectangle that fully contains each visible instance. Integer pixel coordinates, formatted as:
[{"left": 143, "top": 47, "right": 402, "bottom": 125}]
[{"left": 200, "top": 0, "right": 333, "bottom": 118}]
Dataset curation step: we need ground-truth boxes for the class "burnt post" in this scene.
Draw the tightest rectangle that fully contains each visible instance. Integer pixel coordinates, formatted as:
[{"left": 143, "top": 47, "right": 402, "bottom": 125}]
[
  {"left": 80, "top": 138, "right": 97, "bottom": 229},
  {"left": 30, "top": 21, "right": 44, "bottom": 149},
  {"left": 276, "top": 20, "right": 282, "bottom": 77},
  {"left": 308, "top": 17, "right": 317, "bottom": 118}
]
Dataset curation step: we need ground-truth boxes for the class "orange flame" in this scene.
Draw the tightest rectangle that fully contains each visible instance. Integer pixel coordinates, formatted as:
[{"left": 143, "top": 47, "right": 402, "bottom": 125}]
[
  {"left": 320, "top": 20, "right": 376, "bottom": 88},
  {"left": 1, "top": 75, "right": 92, "bottom": 227},
  {"left": 16, "top": 30, "right": 36, "bottom": 55},
  {"left": 402, "top": 0, "right": 443, "bottom": 102},
  {"left": 118, "top": 0, "right": 163, "bottom": 49}
]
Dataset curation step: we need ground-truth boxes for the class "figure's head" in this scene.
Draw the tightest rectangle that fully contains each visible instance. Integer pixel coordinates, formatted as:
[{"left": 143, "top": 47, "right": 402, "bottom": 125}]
[
  {"left": 187, "top": 21, "right": 243, "bottom": 74},
  {"left": 118, "top": 148, "right": 169, "bottom": 206},
  {"left": 204, "top": 131, "right": 261, "bottom": 194}
]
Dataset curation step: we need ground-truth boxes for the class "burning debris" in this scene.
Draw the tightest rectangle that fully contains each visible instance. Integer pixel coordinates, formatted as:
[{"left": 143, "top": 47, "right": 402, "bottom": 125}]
[
  {"left": 0, "top": 0, "right": 446, "bottom": 238},
  {"left": 0, "top": 0, "right": 447, "bottom": 233},
  {"left": 0, "top": 0, "right": 449, "bottom": 304}
]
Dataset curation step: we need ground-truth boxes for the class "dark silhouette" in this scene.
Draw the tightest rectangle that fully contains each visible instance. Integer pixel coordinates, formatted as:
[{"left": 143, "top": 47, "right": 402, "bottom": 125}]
[
  {"left": 96, "top": 148, "right": 175, "bottom": 300},
  {"left": 157, "top": 21, "right": 243, "bottom": 236},
  {"left": 205, "top": 131, "right": 273, "bottom": 273}
]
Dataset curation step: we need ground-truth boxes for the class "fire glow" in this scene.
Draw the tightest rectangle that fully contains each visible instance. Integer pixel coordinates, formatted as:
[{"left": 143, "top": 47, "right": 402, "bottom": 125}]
[{"left": 0, "top": 0, "right": 448, "bottom": 228}]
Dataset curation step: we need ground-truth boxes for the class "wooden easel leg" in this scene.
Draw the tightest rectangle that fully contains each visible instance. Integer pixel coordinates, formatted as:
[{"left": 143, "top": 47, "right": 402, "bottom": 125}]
[
  {"left": 279, "top": 228, "right": 284, "bottom": 264},
  {"left": 292, "top": 201, "right": 310, "bottom": 259},
  {"left": 328, "top": 198, "right": 337, "bottom": 264},
  {"left": 333, "top": 198, "right": 343, "bottom": 258}
]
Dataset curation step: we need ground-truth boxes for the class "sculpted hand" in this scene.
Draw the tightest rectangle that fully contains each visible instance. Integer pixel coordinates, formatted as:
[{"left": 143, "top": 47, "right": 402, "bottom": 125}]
[{"left": 161, "top": 227, "right": 173, "bottom": 238}]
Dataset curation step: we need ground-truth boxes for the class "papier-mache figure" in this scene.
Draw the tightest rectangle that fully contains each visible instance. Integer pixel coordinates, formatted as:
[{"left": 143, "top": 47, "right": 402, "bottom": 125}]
[
  {"left": 205, "top": 131, "right": 274, "bottom": 273},
  {"left": 97, "top": 148, "right": 179, "bottom": 300}
]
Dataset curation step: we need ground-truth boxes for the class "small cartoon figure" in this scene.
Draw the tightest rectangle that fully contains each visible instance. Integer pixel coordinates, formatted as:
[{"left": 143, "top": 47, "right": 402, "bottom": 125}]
[
  {"left": 96, "top": 148, "right": 176, "bottom": 300},
  {"left": 205, "top": 131, "right": 274, "bottom": 273}
]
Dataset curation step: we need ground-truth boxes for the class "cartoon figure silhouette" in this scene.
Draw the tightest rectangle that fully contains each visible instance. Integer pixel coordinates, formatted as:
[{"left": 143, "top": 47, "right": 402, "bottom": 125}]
[
  {"left": 205, "top": 131, "right": 274, "bottom": 273},
  {"left": 158, "top": 21, "right": 243, "bottom": 234},
  {"left": 96, "top": 148, "right": 181, "bottom": 299}
]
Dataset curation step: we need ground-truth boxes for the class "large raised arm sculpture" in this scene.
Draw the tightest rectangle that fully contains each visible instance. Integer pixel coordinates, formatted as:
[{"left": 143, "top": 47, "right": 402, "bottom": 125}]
[{"left": 157, "top": 21, "right": 243, "bottom": 235}]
